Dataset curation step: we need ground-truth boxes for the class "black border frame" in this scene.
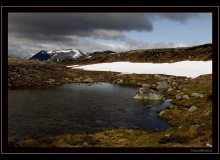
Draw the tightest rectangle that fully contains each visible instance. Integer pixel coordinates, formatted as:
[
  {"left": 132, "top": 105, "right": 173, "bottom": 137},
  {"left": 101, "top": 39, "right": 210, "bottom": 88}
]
[{"left": 1, "top": 6, "right": 219, "bottom": 154}]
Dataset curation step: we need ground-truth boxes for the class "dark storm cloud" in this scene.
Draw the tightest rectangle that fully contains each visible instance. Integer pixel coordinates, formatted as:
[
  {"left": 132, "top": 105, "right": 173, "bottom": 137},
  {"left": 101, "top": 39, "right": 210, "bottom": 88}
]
[
  {"left": 8, "top": 13, "right": 211, "bottom": 42},
  {"left": 8, "top": 13, "right": 153, "bottom": 41}
]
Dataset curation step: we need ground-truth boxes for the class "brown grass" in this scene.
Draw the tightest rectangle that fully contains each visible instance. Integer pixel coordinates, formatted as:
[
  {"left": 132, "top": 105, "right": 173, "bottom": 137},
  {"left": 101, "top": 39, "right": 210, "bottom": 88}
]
[{"left": 8, "top": 44, "right": 213, "bottom": 148}]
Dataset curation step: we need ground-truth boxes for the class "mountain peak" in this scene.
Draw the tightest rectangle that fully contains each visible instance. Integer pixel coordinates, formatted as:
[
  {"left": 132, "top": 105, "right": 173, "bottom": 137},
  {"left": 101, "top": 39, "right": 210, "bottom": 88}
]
[
  {"left": 28, "top": 49, "right": 116, "bottom": 62},
  {"left": 29, "top": 49, "right": 85, "bottom": 62}
]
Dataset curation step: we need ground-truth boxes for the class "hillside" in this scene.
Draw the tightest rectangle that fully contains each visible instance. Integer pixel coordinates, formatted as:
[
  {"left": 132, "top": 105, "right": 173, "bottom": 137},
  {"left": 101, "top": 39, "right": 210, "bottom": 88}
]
[
  {"left": 8, "top": 44, "right": 213, "bottom": 89},
  {"left": 60, "top": 43, "right": 212, "bottom": 65}
]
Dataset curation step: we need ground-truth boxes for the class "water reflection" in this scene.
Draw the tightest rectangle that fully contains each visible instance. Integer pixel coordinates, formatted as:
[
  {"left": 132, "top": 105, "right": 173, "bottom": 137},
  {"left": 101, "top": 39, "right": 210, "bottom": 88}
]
[{"left": 8, "top": 83, "right": 172, "bottom": 140}]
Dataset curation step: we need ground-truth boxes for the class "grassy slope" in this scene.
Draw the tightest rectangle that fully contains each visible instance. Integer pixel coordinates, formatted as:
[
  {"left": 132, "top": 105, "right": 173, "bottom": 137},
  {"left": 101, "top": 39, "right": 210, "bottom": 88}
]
[
  {"left": 59, "top": 43, "right": 212, "bottom": 65},
  {"left": 8, "top": 44, "right": 213, "bottom": 148}
]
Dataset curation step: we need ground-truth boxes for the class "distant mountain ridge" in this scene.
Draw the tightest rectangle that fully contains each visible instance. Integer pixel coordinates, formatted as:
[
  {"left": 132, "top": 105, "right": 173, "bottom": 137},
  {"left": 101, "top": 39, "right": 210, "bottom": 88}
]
[{"left": 28, "top": 49, "right": 116, "bottom": 62}]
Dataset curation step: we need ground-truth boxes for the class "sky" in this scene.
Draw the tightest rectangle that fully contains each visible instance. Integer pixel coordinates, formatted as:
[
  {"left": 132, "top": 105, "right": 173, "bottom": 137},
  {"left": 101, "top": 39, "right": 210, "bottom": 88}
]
[{"left": 8, "top": 12, "right": 212, "bottom": 58}]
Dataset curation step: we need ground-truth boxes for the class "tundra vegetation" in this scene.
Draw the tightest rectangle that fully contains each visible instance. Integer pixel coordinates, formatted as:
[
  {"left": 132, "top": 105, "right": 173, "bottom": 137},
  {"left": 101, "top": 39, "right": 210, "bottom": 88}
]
[{"left": 8, "top": 44, "right": 213, "bottom": 147}]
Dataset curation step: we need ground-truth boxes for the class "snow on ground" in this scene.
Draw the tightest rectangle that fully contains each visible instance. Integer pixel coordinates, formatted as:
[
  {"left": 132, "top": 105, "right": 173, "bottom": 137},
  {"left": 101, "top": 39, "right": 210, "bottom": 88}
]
[{"left": 67, "top": 61, "right": 212, "bottom": 78}]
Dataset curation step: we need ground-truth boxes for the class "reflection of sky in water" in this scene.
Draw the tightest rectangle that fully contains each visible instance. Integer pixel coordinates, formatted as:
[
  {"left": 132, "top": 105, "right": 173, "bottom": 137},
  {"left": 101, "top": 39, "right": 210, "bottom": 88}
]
[{"left": 8, "top": 83, "right": 172, "bottom": 140}]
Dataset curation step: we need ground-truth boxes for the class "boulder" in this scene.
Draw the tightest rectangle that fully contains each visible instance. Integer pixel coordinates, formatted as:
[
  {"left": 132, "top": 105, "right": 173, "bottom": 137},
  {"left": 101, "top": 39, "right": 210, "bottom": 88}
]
[
  {"left": 191, "top": 93, "right": 204, "bottom": 98},
  {"left": 113, "top": 79, "right": 124, "bottom": 84},
  {"left": 84, "top": 78, "right": 94, "bottom": 83},
  {"left": 188, "top": 106, "right": 198, "bottom": 112},
  {"left": 165, "top": 105, "right": 175, "bottom": 109},
  {"left": 156, "top": 81, "right": 171, "bottom": 92},
  {"left": 129, "top": 80, "right": 136, "bottom": 83},
  {"left": 133, "top": 87, "right": 166, "bottom": 101},
  {"left": 73, "top": 78, "right": 80, "bottom": 82},
  {"left": 183, "top": 95, "right": 190, "bottom": 100},
  {"left": 167, "top": 87, "right": 174, "bottom": 92},
  {"left": 176, "top": 93, "right": 190, "bottom": 100},
  {"left": 159, "top": 110, "right": 166, "bottom": 116}
]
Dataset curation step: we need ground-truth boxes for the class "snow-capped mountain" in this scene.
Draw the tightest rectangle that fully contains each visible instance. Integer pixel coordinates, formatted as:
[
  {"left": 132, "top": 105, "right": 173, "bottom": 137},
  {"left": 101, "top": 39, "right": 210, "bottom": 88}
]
[
  {"left": 28, "top": 49, "right": 86, "bottom": 62},
  {"left": 28, "top": 49, "right": 116, "bottom": 62}
]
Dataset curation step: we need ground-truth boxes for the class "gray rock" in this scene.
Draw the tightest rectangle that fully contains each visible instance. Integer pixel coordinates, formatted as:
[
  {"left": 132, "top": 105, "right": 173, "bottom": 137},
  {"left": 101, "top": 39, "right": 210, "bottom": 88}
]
[
  {"left": 182, "top": 95, "right": 190, "bottom": 100},
  {"left": 45, "top": 79, "right": 55, "bottom": 83},
  {"left": 113, "top": 79, "right": 124, "bottom": 84},
  {"left": 156, "top": 81, "right": 171, "bottom": 92},
  {"left": 167, "top": 87, "right": 174, "bottom": 92},
  {"left": 73, "top": 78, "right": 80, "bottom": 82},
  {"left": 48, "top": 79, "right": 55, "bottom": 82},
  {"left": 129, "top": 80, "right": 136, "bottom": 83},
  {"left": 133, "top": 87, "right": 166, "bottom": 101},
  {"left": 165, "top": 105, "right": 175, "bottom": 109},
  {"left": 191, "top": 93, "right": 204, "bottom": 98},
  {"left": 84, "top": 78, "right": 94, "bottom": 83},
  {"left": 190, "top": 124, "right": 200, "bottom": 128},
  {"left": 176, "top": 93, "right": 190, "bottom": 100},
  {"left": 159, "top": 110, "right": 166, "bottom": 116},
  {"left": 188, "top": 106, "right": 198, "bottom": 112},
  {"left": 164, "top": 133, "right": 171, "bottom": 137},
  {"left": 142, "top": 83, "right": 151, "bottom": 88}
]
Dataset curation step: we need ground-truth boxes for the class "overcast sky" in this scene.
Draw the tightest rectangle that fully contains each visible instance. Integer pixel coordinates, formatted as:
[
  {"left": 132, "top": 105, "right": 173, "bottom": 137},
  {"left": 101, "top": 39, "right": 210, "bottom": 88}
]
[{"left": 8, "top": 12, "right": 212, "bottom": 58}]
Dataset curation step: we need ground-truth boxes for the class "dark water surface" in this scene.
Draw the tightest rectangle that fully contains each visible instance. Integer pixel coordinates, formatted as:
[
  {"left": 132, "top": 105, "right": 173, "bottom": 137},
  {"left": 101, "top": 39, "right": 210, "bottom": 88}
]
[{"left": 8, "top": 83, "right": 172, "bottom": 140}]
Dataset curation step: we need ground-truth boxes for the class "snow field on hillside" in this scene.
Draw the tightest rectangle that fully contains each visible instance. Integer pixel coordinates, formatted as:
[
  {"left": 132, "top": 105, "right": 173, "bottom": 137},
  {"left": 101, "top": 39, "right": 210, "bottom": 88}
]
[{"left": 67, "top": 61, "right": 212, "bottom": 78}]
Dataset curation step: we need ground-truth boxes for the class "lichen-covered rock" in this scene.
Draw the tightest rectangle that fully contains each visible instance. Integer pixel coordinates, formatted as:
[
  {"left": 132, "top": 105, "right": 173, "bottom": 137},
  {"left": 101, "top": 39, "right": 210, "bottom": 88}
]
[
  {"left": 156, "top": 81, "right": 171, "bottom": 92},
  {"left": 188, "top": 106, "right": 198, "bottom": 112},
  {"left": 176, "top": 93, "right": 190, "bottom": 100},
  {"left": 133, "top": 87, "right": 166, "bottom": 101},
  {"left": 113, "top": 79, "right": 124, "bottom": 84},
  {"left": 191, "top": 93, "right": 204, "bottom": 98},
  {"left": 84, "top": 78, "right": 94, "bottom": 83},
  {"left": 142, "top": 83, "right": 151, "bottom": 88}
]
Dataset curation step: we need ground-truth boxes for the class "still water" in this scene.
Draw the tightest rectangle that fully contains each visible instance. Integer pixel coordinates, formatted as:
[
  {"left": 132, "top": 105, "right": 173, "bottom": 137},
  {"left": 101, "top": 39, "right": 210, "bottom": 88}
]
[{"left": 8, "top": 83, "right": 172, "bottom": 140}]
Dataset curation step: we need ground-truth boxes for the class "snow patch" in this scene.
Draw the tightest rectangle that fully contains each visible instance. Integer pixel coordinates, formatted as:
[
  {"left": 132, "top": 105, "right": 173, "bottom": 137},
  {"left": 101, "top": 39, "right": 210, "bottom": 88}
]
[
  {"left": 67, "top": 65, "right": 80, "bottom": 68},
  {"left": 68, "top": 61, "right": 212, "bottom": 78},
  {"left": 55, "top": 49, "right": 72, "bottom": 53}
]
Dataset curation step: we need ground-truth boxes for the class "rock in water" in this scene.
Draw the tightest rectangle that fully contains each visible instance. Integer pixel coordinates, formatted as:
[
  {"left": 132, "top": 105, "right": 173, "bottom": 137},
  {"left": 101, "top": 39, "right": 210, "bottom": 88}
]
[{"left": 133, "top": 87, "right": 166, "bottom": 101}]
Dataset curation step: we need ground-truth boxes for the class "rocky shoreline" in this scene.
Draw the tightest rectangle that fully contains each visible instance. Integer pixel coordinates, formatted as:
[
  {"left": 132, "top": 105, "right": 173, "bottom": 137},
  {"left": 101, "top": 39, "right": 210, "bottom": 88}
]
[{"left": 8, "top": 57, "right": 211, "bottom": 103}]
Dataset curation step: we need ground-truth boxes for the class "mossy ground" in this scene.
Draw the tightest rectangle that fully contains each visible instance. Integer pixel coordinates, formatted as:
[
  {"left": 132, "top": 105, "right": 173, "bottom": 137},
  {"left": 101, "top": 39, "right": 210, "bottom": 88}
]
[
  {"left": 8, "top": 44, "right": 213, "bottom": 148},
  {"left": 8, "top": 74, "right": 213, "bottom": 148}
]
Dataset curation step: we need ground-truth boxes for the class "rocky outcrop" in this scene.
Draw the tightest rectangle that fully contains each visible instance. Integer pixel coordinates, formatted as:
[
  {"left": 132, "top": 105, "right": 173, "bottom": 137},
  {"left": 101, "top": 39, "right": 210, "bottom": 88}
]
[{"left": 133, "top": 87, "right": 166, "bottom": 101}]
